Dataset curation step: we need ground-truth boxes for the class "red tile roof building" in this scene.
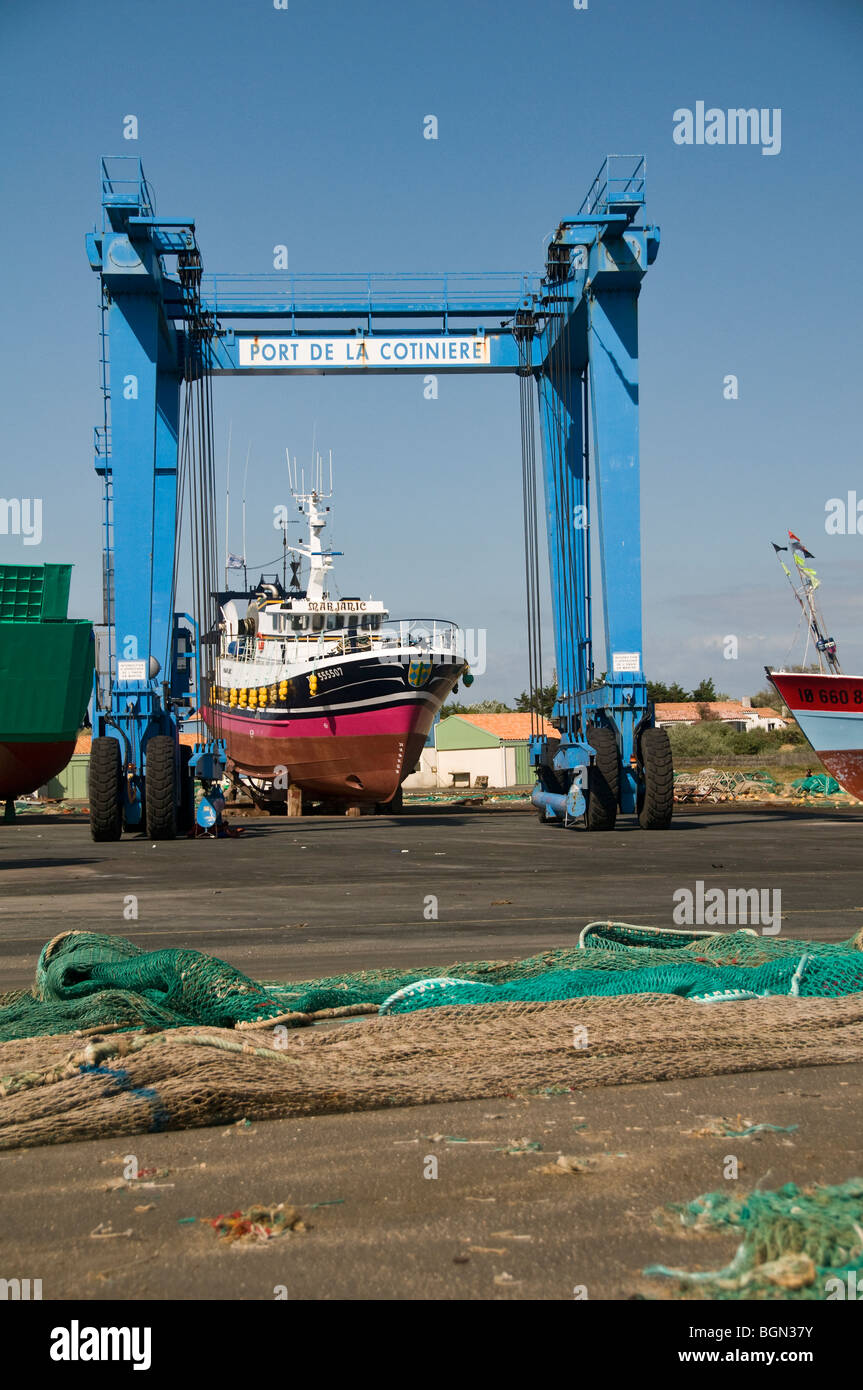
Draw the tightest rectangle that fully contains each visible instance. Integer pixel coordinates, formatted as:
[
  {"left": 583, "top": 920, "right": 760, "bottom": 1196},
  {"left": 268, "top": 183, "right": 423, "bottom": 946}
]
[
  {"left": 654, "top": 702, "right": 787, "bottom": 729},
  {"left": 450, "top": 712, "right": 559, "bottom": 740}
]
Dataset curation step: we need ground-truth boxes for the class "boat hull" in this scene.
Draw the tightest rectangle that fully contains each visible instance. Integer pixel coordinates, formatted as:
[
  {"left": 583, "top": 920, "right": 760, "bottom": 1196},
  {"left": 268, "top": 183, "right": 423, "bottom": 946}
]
[
  {"left": 207, "top": 655, "right": 461, "bottom": 803},
  {"left": 768, "top": 671, "right": 863, "bottom": 799},
  {"left": 0, "top": 739, "right": 78, "bottom": 800}
]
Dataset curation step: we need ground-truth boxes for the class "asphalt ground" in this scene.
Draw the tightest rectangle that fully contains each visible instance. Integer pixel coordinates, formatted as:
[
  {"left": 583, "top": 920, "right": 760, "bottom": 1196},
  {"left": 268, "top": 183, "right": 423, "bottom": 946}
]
[
  {"left": 2, "top": 1064, "right": 860, "bottom": 1302},
  {"left": 1, "top": 805, "right": 861, "bottom": 1302},
  {"left": 1, "top": 803, "right": 862, "bottom": 989}
]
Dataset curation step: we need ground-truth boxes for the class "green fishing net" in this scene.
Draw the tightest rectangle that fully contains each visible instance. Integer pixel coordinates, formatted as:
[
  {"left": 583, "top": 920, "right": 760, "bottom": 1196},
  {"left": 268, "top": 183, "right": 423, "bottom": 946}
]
[
  {"left": 0, "top": 922, "right": 861, "bottom": 1042},
  {"left": 792, "top": 775, "right": 842, "bottom": 795},
  {"left": 644, "top": 1180, "right": 863, "bottom": 1299}
]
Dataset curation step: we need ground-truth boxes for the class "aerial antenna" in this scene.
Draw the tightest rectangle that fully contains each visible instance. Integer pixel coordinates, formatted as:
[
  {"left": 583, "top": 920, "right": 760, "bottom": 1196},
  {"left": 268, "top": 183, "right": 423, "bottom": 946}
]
[
  {"left": 241, "top": 442, "right": 251, "bottom": 590},
  {"left": 281, "top": 447, "right": 293, "bottom": 588},
  {"left": 224, "top": 420, "right": 232, "bottom": 588}
]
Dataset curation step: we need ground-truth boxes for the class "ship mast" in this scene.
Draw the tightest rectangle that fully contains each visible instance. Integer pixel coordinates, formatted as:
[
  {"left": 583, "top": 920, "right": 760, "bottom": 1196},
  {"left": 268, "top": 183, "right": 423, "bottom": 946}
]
[
  {"left": 285, "top": 448, "right": 335, "bottom": 602},
  {"left": 772, "top": 531, "right": 841, "bottom": 675}
]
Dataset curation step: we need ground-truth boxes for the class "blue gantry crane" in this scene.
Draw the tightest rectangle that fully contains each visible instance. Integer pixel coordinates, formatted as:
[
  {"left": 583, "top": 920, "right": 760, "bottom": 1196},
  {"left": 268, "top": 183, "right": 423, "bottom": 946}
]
[
  {"left": 85, "top": 160, "right": 223, "bottom": 839},
  {"left": 526, "top": 157, "right": 673, "bottom": 830},
  {"left": 85, "top": 153, "right": 672, "bottom": 840}
]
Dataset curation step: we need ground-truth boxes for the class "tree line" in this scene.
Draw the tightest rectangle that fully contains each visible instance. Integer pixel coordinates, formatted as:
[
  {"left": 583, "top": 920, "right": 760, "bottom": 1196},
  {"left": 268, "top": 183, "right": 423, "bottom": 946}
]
[{"left": 443, "top": 675, "right": 783, "bottom": 721}]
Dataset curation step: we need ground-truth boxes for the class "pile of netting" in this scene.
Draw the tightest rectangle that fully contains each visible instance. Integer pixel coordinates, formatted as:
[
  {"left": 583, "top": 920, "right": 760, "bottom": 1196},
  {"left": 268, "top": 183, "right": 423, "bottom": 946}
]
[
  {"left": 644, "top": 1180, "right": 863, "bottom": 1299},
  {"left": 378, "top": 923, "right": 863, "bottom": 1014},
  {"left": 2, "top": 923, "right": 862, "bottom": 1043},
  {"left": 299, "top": 921, "right": 863, "bottom": 1015},
  {"left": 0, "top": 932, "right": 305, "bottom": 1042},
  {"left": 792, "top": 774, "right": 842, "bottom": 796},
  {"left": 3, "top": 991, "right": 863, "bottom": 1150}
]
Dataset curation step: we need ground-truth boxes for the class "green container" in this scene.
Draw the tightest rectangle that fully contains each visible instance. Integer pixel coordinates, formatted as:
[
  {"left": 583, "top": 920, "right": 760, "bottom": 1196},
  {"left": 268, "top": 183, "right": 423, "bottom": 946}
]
[
  {"left": 0, "top": 563, "right": 72, "bottom": 622},
  {"left": 0, "top": 564, "right": 94, "bottom": 799}
]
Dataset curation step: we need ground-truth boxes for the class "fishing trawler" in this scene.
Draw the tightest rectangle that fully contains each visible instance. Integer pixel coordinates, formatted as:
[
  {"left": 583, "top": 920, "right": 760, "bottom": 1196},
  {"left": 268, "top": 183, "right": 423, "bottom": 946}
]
[
  {"left": 767, "top": 531, "right": 863, "bottom": 800},
  {"left": 206, "top": 459, "right": 468, "bottom": 810}
]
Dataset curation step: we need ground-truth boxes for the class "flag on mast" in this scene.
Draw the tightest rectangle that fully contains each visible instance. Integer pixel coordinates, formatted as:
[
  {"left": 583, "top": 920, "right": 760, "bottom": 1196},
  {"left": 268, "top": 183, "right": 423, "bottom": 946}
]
[
  {"left": 771, "top": 529, "right": 838, "bottom": 671},
  {"left": 788, "top": 531, "right": 814, "bottom": 558},
  {"left": 775, "top": 532, "right": 819, "bottom": 589}
]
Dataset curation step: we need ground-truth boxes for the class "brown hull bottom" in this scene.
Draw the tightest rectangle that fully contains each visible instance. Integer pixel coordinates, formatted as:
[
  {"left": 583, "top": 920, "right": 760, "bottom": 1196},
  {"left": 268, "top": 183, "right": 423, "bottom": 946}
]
[
  {"left": 227, "top": 731, "right": 428, "bottom": 803},
  {"left": 0, "top": 739, "right": 76, "bottom": 800},
  {"left": 817, "top": 750, "right": 863, "bottom": 802}
]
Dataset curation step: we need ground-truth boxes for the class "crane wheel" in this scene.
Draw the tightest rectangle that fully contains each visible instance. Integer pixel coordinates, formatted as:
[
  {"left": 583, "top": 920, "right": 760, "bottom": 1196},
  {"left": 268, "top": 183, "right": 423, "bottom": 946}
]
[
  {"left": 89, "top": 737, "right": 123, "bottom": 842},
  {"left": 584, "top": 726, "right": 619, "bottom": 831},
  {"left": 145, "top": 736, "right": 178, "bottom": 840},
  {"left": 637, "top": 726, "right": 674, "bottom": 830}
]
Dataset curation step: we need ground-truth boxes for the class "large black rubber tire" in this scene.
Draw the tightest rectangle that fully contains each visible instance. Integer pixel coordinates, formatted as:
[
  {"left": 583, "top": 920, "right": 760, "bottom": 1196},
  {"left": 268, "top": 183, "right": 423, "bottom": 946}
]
[
  {"left": 638, "top": 726, "right": 674, "bottom": 830},
  {"left": 89, "top": 737, "right": 123, "bottom": 842},
  {"left": 145, "top": 736, "right": 178, "bottom": 840},
  {"left": 584, "top": 726, "right": 619, "bottom": 831},
  {"left": 177, "top": 745, "right": 195, "bottom": 835}
]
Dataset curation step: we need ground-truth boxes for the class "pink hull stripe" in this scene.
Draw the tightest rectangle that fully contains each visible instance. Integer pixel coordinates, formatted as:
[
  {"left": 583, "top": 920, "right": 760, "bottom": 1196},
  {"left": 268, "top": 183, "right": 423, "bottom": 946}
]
[{"left": 211, "top": 702, "right": 431, "bottom": 741}]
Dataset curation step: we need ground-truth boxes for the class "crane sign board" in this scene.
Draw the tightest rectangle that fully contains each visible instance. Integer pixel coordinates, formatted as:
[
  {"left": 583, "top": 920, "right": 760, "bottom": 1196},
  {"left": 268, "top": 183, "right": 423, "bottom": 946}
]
[{"left": 237, "top": 334, "right": 491, "bottom": 369}]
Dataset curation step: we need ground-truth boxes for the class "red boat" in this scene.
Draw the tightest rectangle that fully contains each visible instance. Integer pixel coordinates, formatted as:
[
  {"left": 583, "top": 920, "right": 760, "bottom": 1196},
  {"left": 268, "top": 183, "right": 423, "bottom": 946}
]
[{"left": 767, "top": 531, "right": 863, "bottom": 800}]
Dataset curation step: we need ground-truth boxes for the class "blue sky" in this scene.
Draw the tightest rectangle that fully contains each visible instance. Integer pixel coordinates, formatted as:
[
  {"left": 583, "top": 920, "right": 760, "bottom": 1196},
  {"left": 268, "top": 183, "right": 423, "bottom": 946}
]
[{"left": 1, "top": 0, "right": 861, "bottom": 702}]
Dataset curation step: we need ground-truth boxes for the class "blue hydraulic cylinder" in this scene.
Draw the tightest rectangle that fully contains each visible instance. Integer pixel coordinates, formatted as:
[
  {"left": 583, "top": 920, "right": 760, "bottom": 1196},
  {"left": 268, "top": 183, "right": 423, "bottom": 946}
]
[{"left": 531, "top": 775, "right": 586, "bottom": 823}]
